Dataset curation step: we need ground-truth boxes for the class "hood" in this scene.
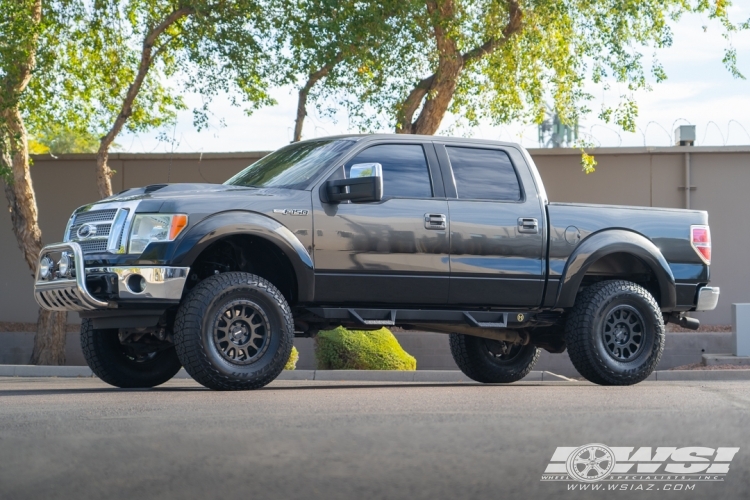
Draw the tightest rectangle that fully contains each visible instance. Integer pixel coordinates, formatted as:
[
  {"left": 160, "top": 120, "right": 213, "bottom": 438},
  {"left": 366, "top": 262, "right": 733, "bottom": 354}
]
[
  {"left": 107, "top": 183, "right": 255, "bottom": 201},
  {"left": 87, "top": 182, "right": 312, "bottom": 219}
]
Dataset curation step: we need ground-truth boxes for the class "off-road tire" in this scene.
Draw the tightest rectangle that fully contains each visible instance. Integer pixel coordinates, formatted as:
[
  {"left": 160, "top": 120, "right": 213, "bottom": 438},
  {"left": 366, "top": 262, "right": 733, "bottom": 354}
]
[
  {"left": 174, "top": 272, "right": 294, "bottom": 390},
  {"left": 449, "top": 334, "right": 540, "bottom": 383},
  {"left": 565, "top": 280, "right": 665, "bottom": 385},
  {"left": 80, "top": 319, "right": 182, "bottom": 388}
]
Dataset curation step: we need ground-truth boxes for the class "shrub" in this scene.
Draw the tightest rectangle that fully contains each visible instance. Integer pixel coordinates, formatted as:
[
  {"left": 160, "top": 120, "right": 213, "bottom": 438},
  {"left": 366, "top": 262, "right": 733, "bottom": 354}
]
[
  {"left": 315, "top": 327, "right": 416, "bottom": 370},
  {"left": 284, "top": 346, "right": 299, "bottom": 370}
]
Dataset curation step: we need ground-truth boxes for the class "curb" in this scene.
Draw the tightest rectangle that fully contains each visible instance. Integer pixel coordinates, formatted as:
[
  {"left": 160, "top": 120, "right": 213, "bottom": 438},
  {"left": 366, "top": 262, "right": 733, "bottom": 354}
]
[
  {"left": 274, "top": 370, "right": 572, "bottom": 382},
  {"left": 1, "top": 365, "right": 749, "bottom": 382}
]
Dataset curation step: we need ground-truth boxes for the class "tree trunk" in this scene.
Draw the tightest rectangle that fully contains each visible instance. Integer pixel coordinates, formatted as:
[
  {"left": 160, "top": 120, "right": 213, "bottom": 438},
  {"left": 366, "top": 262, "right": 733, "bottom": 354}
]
[
  {"left": 0, "top": 0, "right": 68, "bottom": 365},
  {"left": 30, "top": 308, "right": 67, "bottom": 365},
  {"left": 1, "top": 105, "right": 68, "bottom": 365},
  {"left": 293, "top": 58, "right": 340, "bottom": 142},
  {"left": 95, "top": 146, "right": 114, "bottom": 199},
  {"left": 293, "top": 85, "right": 311, "bottom": 143}
]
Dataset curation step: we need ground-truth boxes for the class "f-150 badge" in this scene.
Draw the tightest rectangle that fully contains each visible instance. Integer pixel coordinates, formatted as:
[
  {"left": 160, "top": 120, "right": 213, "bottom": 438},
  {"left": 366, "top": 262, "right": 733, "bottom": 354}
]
[{"left": 273, "top": 209, "right": 309, "bottom": 216}]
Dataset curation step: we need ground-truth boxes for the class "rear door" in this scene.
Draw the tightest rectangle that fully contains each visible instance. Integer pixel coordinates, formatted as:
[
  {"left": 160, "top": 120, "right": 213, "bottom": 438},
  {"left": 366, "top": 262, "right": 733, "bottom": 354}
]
[
  {"left": 312, "top": 141, "right": 450, "bottom": 305},
  {"left": 436, "top": 143, "right": 546, "bottom": 307}
]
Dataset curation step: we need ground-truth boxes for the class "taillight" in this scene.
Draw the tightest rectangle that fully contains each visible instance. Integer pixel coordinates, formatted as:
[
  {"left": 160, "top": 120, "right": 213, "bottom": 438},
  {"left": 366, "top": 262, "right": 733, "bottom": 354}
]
[{"left": 691, "top": 225, "right": 711, "bottom": 264}]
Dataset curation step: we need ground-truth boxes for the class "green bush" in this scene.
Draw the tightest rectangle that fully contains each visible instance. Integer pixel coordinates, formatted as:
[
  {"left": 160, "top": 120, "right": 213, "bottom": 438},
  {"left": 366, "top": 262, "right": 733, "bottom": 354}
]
[
  {"left": 284, "top": 346, "right": 299, "bottom": 370},
  {"left": 315, "top": 327, "right": 416, "bottom": 370}
]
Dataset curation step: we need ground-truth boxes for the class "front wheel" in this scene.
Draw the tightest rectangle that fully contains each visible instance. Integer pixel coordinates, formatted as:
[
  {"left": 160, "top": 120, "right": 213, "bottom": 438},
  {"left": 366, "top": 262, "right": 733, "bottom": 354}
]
[
  {"left": 80, "top": 319, "right": 182, "bottom": 388},
  {"left": 565, "top": 280, "right": 665, "bottom": 385},
  {"left": 174, "top": 272, "right": 294, "bottom": 390},
  {"left": 449, "top": 333, "right": 540, "bottom": 383}
]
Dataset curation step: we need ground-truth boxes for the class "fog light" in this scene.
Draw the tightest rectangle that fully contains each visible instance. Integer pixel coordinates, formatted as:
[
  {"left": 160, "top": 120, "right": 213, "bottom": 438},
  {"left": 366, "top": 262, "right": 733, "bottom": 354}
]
[
  {"left": 127, "top": 274, "right": 147, "bottom": 294},
  {"left": 39, "top": 256, "right": 53, "bottom": 279},
  {"left": 57, "top": 254, "right": 70, "bottom": 277}
]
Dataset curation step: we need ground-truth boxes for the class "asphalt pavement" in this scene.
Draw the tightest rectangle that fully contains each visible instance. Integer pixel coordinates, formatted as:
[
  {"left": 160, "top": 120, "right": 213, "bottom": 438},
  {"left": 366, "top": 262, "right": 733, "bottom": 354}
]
[{"left": 1, "top": 378, "right": 749, "bottom": 500}]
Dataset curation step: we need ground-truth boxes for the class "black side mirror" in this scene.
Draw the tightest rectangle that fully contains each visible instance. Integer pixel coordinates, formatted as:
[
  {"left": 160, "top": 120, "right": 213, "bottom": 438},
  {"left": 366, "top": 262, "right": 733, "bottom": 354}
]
[{"left": 324, "top": 163, "right": 383, "bottom": 203}]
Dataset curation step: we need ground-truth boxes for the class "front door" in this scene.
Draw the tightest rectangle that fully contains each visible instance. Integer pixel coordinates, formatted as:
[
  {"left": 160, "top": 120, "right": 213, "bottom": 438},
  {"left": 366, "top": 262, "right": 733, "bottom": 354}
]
[
  {"left": 312, "top": 142, "right": 450, "bottom": 305},
  {"left": 436, "top": 144, "right": 546, "bottom": 307}
]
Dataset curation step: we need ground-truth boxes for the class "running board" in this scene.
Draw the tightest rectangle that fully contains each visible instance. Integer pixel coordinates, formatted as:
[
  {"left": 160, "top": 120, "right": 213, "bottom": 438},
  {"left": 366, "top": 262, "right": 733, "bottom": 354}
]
[{"left": 304, "top": 308, "right": 537, "bottom": 328}]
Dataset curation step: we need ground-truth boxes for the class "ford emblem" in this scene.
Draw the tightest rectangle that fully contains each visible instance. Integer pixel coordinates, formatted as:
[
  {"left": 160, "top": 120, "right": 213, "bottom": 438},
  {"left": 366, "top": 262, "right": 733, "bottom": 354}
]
[{"left": 77, "top": 224, "right": 97, "bottom": 239}]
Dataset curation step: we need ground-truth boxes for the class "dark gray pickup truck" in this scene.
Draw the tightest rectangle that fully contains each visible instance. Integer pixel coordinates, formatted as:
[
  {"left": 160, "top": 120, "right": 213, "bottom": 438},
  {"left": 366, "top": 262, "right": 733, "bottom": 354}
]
[{"left": 34, "top": 134, "right": 719, "bottom": 390}]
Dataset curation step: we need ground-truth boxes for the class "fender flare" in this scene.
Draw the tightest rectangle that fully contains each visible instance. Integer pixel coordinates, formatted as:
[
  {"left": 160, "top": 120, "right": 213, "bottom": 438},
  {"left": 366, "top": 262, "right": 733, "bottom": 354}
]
[
  {"left": 170, "top": 211, "right": 314, "bottom": 302},
  {"left": 555, "top": 229, "right": 676, "bottom": 309}
]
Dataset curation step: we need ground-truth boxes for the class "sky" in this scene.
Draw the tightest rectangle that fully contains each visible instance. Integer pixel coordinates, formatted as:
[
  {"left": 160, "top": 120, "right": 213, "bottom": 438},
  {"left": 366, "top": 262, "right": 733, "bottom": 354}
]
[{"left": 118, "top": 5, "right": 750, "bottom": 154}]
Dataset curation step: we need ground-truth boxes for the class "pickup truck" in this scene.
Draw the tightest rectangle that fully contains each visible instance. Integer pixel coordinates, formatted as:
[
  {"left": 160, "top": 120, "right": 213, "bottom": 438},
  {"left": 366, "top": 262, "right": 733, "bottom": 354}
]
[{"left": 33, "top": 135, "right": 720, "bottom": 390}]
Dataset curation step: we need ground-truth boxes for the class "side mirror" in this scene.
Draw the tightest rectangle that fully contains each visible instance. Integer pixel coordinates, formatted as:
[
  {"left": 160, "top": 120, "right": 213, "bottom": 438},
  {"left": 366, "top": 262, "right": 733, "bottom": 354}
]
[{"left": 325, "top": 163, "right": 383, "bottom": 203}]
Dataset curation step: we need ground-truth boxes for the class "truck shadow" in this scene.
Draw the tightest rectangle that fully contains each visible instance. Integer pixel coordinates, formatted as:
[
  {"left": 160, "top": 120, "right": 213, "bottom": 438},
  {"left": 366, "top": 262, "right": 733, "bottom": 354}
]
[{"left": 0, "top": 381, "right": 569, "bottom": 397}]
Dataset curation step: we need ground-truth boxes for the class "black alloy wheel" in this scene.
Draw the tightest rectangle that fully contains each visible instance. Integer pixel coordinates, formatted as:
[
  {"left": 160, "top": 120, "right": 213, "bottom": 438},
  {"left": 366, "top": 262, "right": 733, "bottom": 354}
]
[
  {"left": 174, "top": 272, "right": 294, "bottom": 391},
  {"left": 212, "top": 300, "right": 271, "bottom": 365},
  {"left": 565, "top": 280, "right": 665, "bottom": 385},
  {"left": 449, "top": 333, "right": 540, "bottom": 383},
  {"left": 80, "top": 319, "right": 182, "bottom": 388},
  {"left": 602, "top": 305, "right": 645, "bottom": 361}
]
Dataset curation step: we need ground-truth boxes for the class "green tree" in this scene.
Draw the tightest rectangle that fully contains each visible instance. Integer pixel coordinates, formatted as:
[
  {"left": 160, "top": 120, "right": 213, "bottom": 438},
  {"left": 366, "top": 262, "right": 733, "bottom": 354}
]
[
  {"left": 29, "top": 125, "right": 101, "bottom": 155},
  {"left": 268, "top": 0, "right": 413, "bottom": 142},
  {"left": 6, "top": 0, "right": 274, "bottom": 362},
  {"left": 0, "top": 0, "right": 77, "bottom": 364},
  {"left": 335, "top": 0, "right": 745, "bottom": 149},
  {"left": 28, "top": 0, "right": 275, "bottom": 199}
]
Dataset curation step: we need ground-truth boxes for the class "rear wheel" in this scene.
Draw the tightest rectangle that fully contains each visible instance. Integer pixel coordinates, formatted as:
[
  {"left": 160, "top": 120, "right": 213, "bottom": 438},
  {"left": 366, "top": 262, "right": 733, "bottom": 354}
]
[
  {"left": 80, "top": 319, "right": 182, "bottom": 388},
  {"left": 449, "top": 333, "right": 540, "bottom": 383},
  {"left": 565, "top": 280, "right": 665, "bottom": 385}
]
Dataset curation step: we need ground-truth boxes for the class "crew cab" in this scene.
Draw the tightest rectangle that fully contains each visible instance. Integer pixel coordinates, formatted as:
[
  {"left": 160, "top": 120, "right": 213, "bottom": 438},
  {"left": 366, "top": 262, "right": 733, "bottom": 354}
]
[{"left": 33, "top": 135, "right": 720, "bottom": 389}]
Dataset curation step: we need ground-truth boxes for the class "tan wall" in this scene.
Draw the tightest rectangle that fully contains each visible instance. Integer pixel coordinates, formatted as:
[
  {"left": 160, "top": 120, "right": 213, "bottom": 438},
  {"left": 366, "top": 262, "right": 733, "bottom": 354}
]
[
  {"left": 1, "top": 147, "right": 747, "bottom": 324},
  {"left": 531, "top": 146, "right": 750, "bottom": 325}
]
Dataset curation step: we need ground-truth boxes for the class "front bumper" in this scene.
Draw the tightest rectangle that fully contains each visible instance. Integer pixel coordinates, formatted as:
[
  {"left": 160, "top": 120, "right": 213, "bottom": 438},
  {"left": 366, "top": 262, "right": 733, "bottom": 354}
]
[
  {"left": 695, "top": 286, "right": 720, "bottom": 311},
  {"left": 33, "top": 242, "right": 189, "bottom": 312}
]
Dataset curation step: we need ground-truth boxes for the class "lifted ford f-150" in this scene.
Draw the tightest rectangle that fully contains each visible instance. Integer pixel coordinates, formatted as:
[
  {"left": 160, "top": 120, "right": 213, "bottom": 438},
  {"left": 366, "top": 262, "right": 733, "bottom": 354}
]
[{"left": 34, "top": 135, "right": 719, "bottom": 389}]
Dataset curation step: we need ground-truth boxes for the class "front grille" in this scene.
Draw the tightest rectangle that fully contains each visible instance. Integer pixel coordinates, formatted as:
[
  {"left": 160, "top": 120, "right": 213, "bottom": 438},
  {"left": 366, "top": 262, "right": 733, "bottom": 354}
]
[
  {"left": 78, "top": 240, "right": 108, "bottom": 253},
  {"left": 68, "top": 223, "right": 111, "bottom": 240},
  {"left": 73, "top": 209, "right": 118, "bottom": 225},
  {"left": 67, "top": 209, "right": 119, "bottom": 254}
]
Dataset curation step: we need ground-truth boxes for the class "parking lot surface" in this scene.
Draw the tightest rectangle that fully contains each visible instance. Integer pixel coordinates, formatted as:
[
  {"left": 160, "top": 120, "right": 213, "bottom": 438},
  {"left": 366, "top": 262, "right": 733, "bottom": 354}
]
[{"left": 1, "top": 378, "right": 748, "bottom": 500}]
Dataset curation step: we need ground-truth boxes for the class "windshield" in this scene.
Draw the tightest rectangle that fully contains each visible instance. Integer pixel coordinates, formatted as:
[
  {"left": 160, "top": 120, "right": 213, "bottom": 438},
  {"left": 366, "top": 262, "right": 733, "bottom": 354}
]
[{"left": 225, "top": 139, "right": 355, "bottom": 189}]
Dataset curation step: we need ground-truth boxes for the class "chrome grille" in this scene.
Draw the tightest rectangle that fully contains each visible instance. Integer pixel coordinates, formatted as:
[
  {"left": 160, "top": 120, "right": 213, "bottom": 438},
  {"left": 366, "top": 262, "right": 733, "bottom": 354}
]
[
  {"left": 68, "top": 223, "right": 111, "bottom": 240},
  {"left": 78, "top": 240, "right": 108, "bottom": 253},
  {"left": 67, "top": 209, "right": 118, "bottom": 254},
  {"left": 73, "top": 209, "right": 118, "bottom": 224}
]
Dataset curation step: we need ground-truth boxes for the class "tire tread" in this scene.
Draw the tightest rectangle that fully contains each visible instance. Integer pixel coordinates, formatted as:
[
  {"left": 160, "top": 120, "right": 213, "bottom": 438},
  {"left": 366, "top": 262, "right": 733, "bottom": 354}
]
[
  {"left": 81, "top": 319, "right": 181, "bottom": 388},
  {"left": 174, "top": 272, "right": 294, "bottom": 391},
  {"left": 449, "top": 333, "right": 540, "bottom": 383},
  {"left": 565, "top": 280, "right": 665, "bottom": 386}
]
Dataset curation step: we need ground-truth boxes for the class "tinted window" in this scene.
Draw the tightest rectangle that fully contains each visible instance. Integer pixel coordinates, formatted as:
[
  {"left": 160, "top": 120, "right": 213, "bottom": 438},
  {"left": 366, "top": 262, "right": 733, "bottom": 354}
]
[
  {"left": 346, "top": 144, "right": 433, "bottom": 198},
  {"left": 447, "top": 147, "right": 521, "bottom": 201},
  {"left": 225, "top": 139, "right": 355, "bottom": 189}
]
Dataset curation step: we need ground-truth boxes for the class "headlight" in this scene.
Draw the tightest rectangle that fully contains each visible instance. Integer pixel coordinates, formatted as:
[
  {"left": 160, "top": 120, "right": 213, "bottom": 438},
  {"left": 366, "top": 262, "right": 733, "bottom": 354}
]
[{"left": 128, "top": 214, "right": 188, "bottom": 254}]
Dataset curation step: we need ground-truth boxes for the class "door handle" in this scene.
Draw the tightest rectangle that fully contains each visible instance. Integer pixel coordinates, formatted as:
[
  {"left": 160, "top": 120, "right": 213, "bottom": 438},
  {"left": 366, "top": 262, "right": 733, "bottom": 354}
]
[
  {"left": 424, "top": 213, "right": 447, "bottom": 230},
  {"left": 517, "top": 217, "right": 539, "bottom": 234}
]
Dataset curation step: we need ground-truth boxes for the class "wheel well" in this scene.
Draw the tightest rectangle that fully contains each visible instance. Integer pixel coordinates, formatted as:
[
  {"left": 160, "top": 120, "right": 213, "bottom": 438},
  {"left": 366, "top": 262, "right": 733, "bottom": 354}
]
[
  {"left": 579, "top": 252, "right": 661, "bottom": 304},
  {"left": 186, "top": 235, "right": 298, "bottom": 304}
]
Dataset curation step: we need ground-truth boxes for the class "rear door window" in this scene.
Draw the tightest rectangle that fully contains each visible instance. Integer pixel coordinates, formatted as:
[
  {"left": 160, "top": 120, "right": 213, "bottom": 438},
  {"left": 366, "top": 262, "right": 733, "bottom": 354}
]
[{"left": 446, "top": 147, "right": 521, "bottom": 201}]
